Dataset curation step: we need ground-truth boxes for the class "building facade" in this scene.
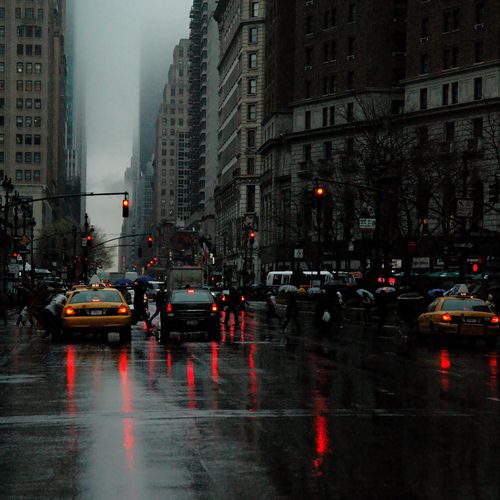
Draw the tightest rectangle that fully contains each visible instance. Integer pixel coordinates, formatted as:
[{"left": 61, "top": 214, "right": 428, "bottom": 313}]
[
  {"left": 0, "top": 1, "right": 67, "bottom": 227},
  {"left": 214, "top": 0, "right": 266, "bottom": 285}
]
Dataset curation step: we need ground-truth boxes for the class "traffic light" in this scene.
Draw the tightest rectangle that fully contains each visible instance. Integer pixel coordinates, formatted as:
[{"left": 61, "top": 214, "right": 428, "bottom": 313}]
[
  {"left": 469, "top": 257, "right": 484, "bottom": 275},
  {"left": 314, "top": 185, "right": 326, "bottom": 198},
  {"left": 122, "top": 198, "right": 130, "bottom": 217},
  {"left": 147, "top": 235, "right": 153, "bottom": 248},
  {"left": 249, "top": 231, "right": 255, "bottom": 245},
  {"left": 86, "top": 234, "right": 93, "bottom": 247},
  {"left": 488, "top": 179, "right": 499, "bottom": 204}
]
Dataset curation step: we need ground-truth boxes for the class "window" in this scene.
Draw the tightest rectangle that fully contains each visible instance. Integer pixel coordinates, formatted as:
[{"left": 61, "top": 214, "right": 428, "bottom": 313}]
[
  {"left": 35, "top": 27, "right": 42, "bottom": 38},
  {"left": 25, "top": 116, "right": 32, "bottom": 127},
  {"left": 247, "top": 129, "right": 256, "bottom": 147},
  {"left": 247, "top": 185, "right": 256, "bottom": 212},
  {"left": 16, "top": 98, "right": 23, "bottom": 109},
  {"left": 38, "top": 9, "right": 44, "bottom": 20},
  {"left": 324, "top": 141, "right": 333, "bottom": 160},
  {"left": 248, "top": 52, "right": 257, "bottom": 69},
  {"left": 305, "top": 80, "right": 311, "bottom": 98},
  {"left": 421, "top": 17, "right": 429, "bottom": 37},
  {"left": 16, "top": 152, "right": 23, "bottom": 163},
  {"left": 26, "top": 62, "right": 33, "bottom": 74},
  {"left": 348, "top": 37, "right": 355, "bottom": 57},
  {"left": 305, "top": 111, "right": 311, "bottom": 130},
  {"left": 249, "top": 27, "right": 258, "bottom": 44},
  {"left": 16, "top": 170, "right": 23, "bottom": 181},
  {"left": 247, "top": 157, "right": 255, "bottom": 175},
  {"left": 15, "top": 8, "right": 22, "bottom": 19},
  {"left": 26, "top": 80, "right": 33, "bottom": 91},
  {"left": 0, "top": 152, "right": 3, "bottom": 163},
  {"left": 476, "top": 3, "right": 485, "bottom": 24},
  {"left": 24, "top": 170, "right": 31, "bottom": 181},
  {"left": 444, "top": 9, "right": 460, "bottom": 31},
  {"left": 247, "top": 104, "right": 256, "bottom": 120},
  {"left": 16, "top": 134, "right": 23, "bottom": 144},
  {"left": 303, "top": 144, "right": 312, "bottom": 161},
  {"left": 16, "top": 116, "right": 23, "bottom": 127},
  {"left": 323, "top": 11, "right": 330, "bottom": 29},
  {"left": 474, "top": 41, "right": 484, "bottom": 63},
  {"left": 34, "top": 135, "right": 41, "bottom": 145},
  {"left": 329, "top": 106, "right": 335, "bottom": 125},
  {"left": 247, "top": 78, "right": 257, "bottom": 95},
  {"left": 417, "top": 126, "right": 428, "bottom": 144},
  {"left": 26, "top": 98, "right": 33, "bottom": 109},
  {"left": 0, "top": 80, "right": 4, "bottom": 90},
  {"left": 420, "top": 54, "right": 429, "bottom": 74},
  {"left": 442, "top": 83, "right": 449, "bottom": 105},
  {"left": 25, "top": 8, "right": 34, "bottom": 20},
  {"left": 17, "top": 62, "right": 23, "bottom": 73},
  {"left": 474, "top": 77, "right": 482, "bottom": 100},
  {"left": 445, "top": 122, "right": 455, "bottom": 142},
  {"left": 347, "top": 71, "right": 354, "bottom": 89},
  {"left": 250, "top": 1, "right": 259, "bottom": 17},
  {"left": 34, "top": 170, "right": 40, "bottom": 182},
  {"left": 451, "top": 81, "right": 458, "bottom": 103},
  {"left": 25, "top": 134, "right": 32, "bottom": 144},
  {"left": 322, "top": 42, "right": 329, "bottom": 62},
  {"left": 17, "top": 44, "right": 24, "bottom": 56},
  {"left": 305, "top": 16, "right": 313, "bottom": 34},
  {"left": 329, "top": 74, "right": 336, "bottom": 93},
  {"left": 34, "top": 63, "right": 42, "bottom": 74},
  {"left": 322, "top": 107, "right": 328, "bottom": 127},
  {"left": 0, "top": 27, "right": 4, "bottom": 38},
  {"left": 34, "top": 81, "right": 41, "bottom": 91},
  {"left": 35, "top": 45, "right": 41, "bottom": 56},
  {"left": 347, "top": 102, "right": 354, "bottom": 121},
  {"left": 26, "top": 45, "right": 33, "bottom": 56},
  {"left": 0, "top": 133, "right": 3, "bottom": 144},
  {"left": 34, "top": 99, "right": 41, "bottom": 109},
  {"left": 305, "top": 47, "right": 313, "bottom": 66},
  {"left": 348, "top": 3, "right": 357, "bottom": 22},
  {"left": 473, "top": 118, "right": 483, "bottom": 138},
  {"left": 451, "top": 47, "right": 459, "bottom": 67},
  {"left": 24, "top": 152, "right": 32, "bottom": 164},
  {"left": 34, "top": 152, "right": 41, "bottom": 163},
  {"left": 420, "top": 88, "right": 428, "bottom": 109}
]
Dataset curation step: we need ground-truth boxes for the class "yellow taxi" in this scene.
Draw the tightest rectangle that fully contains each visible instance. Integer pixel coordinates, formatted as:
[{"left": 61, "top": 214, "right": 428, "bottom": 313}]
[
  {"left": 61, "top": 285, "right": 132, "bottom": 342},
  {"left": 417, "top": 294, "right": 499, "bottom": 347}
]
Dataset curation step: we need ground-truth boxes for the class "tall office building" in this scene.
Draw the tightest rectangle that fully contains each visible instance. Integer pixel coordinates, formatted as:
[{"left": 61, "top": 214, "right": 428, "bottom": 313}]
[
  {"left": 187, "top": 0, "right": 219, "bottom": 241},
  {"left": 0, "top": 1, "right": 68, "bottom": 233},
  {"left": 213, "top": 0, "right": 266, "bottom": 285}
]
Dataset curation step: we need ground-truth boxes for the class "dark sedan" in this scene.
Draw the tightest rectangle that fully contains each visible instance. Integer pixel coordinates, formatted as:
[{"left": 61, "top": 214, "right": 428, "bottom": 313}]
[{"left": 160, "top": 288, "right": 221, "bottom": 342}]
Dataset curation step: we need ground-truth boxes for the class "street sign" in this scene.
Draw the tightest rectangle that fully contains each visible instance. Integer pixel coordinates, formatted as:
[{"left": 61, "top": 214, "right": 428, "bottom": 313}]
[
  {"left": 294, "top": 248, "right": 304, "bottom": 259},
  {"left": 412, "top": 257, "right": 430, "bottom": 269},
  {"left": 456, "top": 199, "right": 473, "bottom": 217},
  {"left": 359, "top": 218, "right": 376, "bottom": 230},
  {"left": 19, "top": 235, "right": 31, "bottom": 247},
  {"left": 455, "top": 242, "right": 474, "bottom": 249}
]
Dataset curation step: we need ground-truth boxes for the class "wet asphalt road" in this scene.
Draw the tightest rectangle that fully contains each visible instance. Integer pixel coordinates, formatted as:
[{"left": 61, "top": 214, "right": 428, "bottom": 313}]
[{"left": 1, "top": 307, "right": 500, "bottom": 499}]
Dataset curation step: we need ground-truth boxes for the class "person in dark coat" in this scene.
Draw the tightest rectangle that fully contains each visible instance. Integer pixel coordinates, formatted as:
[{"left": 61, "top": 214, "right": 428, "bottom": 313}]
[
  {"left": 224, "top": 287, "right": 240, "bottom": 326},
  {"left": 133, "top": 281, "right": 151, "bottom": 328},
  {"left": 281, "top": 291, "right": 301, "bottom": 334}
]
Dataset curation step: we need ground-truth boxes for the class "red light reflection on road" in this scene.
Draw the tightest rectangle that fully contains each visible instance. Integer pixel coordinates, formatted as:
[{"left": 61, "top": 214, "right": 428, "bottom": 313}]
[
  {"left": 119, "top": 348, "right": 135, "bottom": 470},
  {"left": 440, "top": 349, "right": 451, "bottom": 393},
  {"left": 211, "top": 343, "right": 219, "bottom": 383},
  {"left": 187, "top": 356, "right": 197, "bottom": 409},
  {"left": 166, "top": 350, "right": 172, "bottom": 378},
  {"left": 313, "top": 396, "right": 329, "bottom": 475},
  {"left": 489, "top": 356, "right": 497, "bottom": 394},
  {"left": 248, "top": 344, "right": 258, "bottom": 411},
  {"left": 66, "top": 346, "right": 77, "bottom": 416}
]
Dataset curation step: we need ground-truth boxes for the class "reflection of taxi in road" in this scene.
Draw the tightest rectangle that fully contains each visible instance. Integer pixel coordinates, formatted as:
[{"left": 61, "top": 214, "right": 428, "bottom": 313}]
[
  {"left": 418, "top": 295, "right": 499, "bottom": 347},
  {"left": 62, "top": 285, "right": 132, "bottom": 342}
]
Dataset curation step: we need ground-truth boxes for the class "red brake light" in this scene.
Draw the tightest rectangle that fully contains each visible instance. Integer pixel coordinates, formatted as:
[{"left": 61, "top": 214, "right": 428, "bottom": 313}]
[
  {"left": 187, "top": 289, "right": 195, "bottom": 294},
  {"left": 65, "top": 306, "right": 76, "bottom": 316},
  {"left": 166, "top": 303, "right": 173, "bottom": 313},
  {"left": 221, "top": 295, "right": 226, "bottom": 301},
  {"left": 491, "top": 316, "right": 500, "bottom": 324},
  {"left": 441, "top": 313, "right": 452, "bottom": 322},
  {"left": 117, "top": 305, "right": 128, "bottom": 315},
  {"left": 91, "top": 298, "right": 101, "bottom": 302},
  {"left": 211, "top": 303, "right": 218, "bottom": 313},
  {"left": 240, "top": 295, "right": 245, "bottom": 301}
]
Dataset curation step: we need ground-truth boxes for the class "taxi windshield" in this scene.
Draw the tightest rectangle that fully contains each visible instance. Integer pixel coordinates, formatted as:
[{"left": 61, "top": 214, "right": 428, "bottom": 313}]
[
  {"left": 441, "top": 299, "right": 490, "bottom": 312},
  {"left": 70, "top": 290, "right": 122, "bottom": 304}
]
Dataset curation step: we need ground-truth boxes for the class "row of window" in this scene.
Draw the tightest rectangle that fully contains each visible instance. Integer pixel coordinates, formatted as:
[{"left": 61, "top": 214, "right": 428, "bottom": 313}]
[
  {"left": 15, "top": 151, "right": 42, "bottom": 163},
  {"left": 0, "top": 61, "right": 42, "bottom": 73},
  {"left": 305, "top": 3, "right": 357, "bottom": 34},
  {"left": 0, "top": 25, "right": 43, "bottom": 38},
  {"left": 14, "top": 115, "right": 42, "bottom": 127},
  {"left": 0, "top": 8, "right": 44, "bottom": 21},
  {"left": 0, "top": 80, "right": 43, "bottom": 92},
  {"left": 419, "top": 77, "right": 483, "bottom": 110},
  {"left": 306, "top": 38, "right": 355, "bottom": 66},
  {"left": 15, "top": 98, "right": 42, "bottom": 109},
  {"left": 420, "top": 4, "right": 485, "bottom": 37},
  {"left": 0, "top": 168, "right": 41, "bottom": 182},
  {"left": 16, "top": 44, "right": 43, "bottom": 56},
  {"left": 420, "top": 41, "right": 486, "bottom": 74}
]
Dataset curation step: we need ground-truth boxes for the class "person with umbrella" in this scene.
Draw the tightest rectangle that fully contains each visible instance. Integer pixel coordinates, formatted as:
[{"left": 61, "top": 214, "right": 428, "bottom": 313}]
[
  {"left": 281, "top": 290, "right": 301, "bottom": 334},
  {"left": 374, "top": 287, "right": 395, "bottom": 332},
  {"left": 133, "top": 281, "right": 151, "bottom": 329},
  {"left": 358, "top": 290, "right": 374, "bottom": 327}
]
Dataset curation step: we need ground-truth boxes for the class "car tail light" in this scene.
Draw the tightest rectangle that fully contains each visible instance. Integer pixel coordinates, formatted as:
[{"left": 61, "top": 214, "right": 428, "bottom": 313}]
[
  {"left": 65, "top": 306, "right": 76, "bottom": 316},
  {"left": 221, "top": 295, "right": 226, "bottom": 302},
  {"left": 166, "top": 303, "right": 173, "bottom": 313},
  {"left": 117, "top": 305, "right": 128, "bottom": 315},
  {"left": 240, "top": 295, "right": 245, "bottom": 301},
  {"left": 187, "top": 289, "right": 195, "bottom": 294},
  {"left": 211, "top": 303, "right": 218, "bottom": 313},
  {"left": 441, "top": 313, "right": 452, "bottom": 322},
  {"left": 491, "top": 316, "right": 500, "bottom": 324}
]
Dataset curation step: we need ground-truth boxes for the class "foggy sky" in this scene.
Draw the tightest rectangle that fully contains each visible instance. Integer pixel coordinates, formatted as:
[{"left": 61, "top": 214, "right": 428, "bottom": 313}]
[{"left": 75, "top": 0, "right": 191, "bottom": 268}]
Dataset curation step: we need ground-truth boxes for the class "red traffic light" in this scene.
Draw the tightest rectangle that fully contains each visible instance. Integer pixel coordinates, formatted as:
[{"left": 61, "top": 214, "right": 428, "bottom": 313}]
[
  {"left": 249, "top": 231, "right": 255, "bottom": 239},
  {"left": 472, "top": 263, "right": 479, "bottom": 273},
  {"left": 314, "top": 186, "right": 325, "bottom": 197},
  {"left": 86, "top": 235, "right": 92, "bottom": 241},
  {"left": 122, "top": 199, "right": 130, "bottom": 217},
  {"left": 147, "top": 235, "right": 153, "bottom": 248}
]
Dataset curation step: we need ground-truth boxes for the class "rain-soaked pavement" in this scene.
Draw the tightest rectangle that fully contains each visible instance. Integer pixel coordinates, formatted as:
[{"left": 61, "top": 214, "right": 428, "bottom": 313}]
[{"left": 1, "top": 306, "right": 500, "bottom": 499}]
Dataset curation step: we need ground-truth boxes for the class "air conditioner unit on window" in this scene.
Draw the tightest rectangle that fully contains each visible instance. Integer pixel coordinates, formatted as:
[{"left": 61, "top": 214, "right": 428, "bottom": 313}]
[
  {"left": 347, "top": 55, "right": 355, "bottom": 61},
  {"left": 474, "top": 23, "right": 485, "bottom": 30},
  {"left": 419, "top": 36, "right": 429, "bottom": 43},
  {"left": 304, "top": 65, "right": 312, "bottom": 70}
]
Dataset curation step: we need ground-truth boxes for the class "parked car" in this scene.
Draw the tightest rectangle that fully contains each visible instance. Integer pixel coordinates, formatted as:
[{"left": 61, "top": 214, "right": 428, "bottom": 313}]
[
  {"left": 161, "top": 288, "right": 220, "bottom": 342},
  {"left": 417, "top": 294, "right": 500, "bottom": 347},
  {"left": 61, "top": 285, "right": 132, "bottom": 343}
]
